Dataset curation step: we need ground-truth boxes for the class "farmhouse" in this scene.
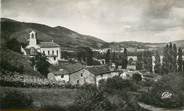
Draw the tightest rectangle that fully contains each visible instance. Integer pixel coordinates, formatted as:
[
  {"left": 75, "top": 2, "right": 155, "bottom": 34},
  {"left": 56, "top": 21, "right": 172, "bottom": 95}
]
[
  {"left": 48, "top": 69, "right": 69, "bottom": 83},
  {"left": 48, "top": 63, "right": 120, "bottom": 86},
  {"left": 85, "top": 65, "right": 120, "bottom": 86},
  {"left": 21, "top": 31, "right": 61, "bottom": 65}
]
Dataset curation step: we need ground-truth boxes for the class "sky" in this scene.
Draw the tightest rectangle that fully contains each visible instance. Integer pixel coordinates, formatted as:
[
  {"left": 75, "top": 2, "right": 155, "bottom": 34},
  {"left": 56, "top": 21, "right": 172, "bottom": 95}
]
[{"left": 1, "top": 0, "right": 184, "bottom": 43}]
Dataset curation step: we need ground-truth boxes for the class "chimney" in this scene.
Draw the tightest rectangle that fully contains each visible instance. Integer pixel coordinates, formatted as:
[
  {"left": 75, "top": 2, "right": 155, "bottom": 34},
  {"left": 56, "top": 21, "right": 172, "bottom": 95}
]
[{"left": 52, "top": 40, "right": 54, "bottom": 42}]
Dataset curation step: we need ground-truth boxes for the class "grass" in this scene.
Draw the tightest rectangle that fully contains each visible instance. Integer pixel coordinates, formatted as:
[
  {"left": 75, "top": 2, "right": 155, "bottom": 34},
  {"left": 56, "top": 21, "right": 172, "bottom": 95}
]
[{"left": 0, "top": 87, "right": 77, "bottom": 110}]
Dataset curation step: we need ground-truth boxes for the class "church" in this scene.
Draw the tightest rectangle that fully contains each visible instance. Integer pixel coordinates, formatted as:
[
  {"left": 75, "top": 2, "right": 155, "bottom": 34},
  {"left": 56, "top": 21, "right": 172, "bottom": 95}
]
[{"left": 21, "top": 31, "right": 61, "bottom": 65}]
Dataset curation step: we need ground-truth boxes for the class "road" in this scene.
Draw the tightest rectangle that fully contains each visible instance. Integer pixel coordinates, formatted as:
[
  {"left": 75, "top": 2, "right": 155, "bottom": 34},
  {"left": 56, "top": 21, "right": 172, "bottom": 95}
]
[{"left": 138, "top": 102, "right": 184, "bottom": 111}]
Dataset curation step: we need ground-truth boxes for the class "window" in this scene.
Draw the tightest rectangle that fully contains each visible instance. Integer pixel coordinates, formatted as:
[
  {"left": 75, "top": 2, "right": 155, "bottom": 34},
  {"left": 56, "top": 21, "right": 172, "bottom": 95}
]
[
  {"left": 56, "top": 50, "right": 58, "bottom": 56},
  {"left": 52, "top": 50, "right": 54, "bottom": 55},
  {"left": 77, "top": 80, "right": 79, "bottom": 84},
  {"left": 43, "top": 51, "right": 45, "bottom": 55},
  {"left": 31, "top": 33, "right": 34, "bottom": 39},
  {"left": 61, "top": 75, "right": 64, "bottom": 78},
  {"left": 81, "top": 73, "right": 83, "bottom": 77},
  {"left": 54, "top": 57, "right": 56, "bottom": 60},
  {"left": 48, "top": 50, "right": 50, "bottom": 55}
]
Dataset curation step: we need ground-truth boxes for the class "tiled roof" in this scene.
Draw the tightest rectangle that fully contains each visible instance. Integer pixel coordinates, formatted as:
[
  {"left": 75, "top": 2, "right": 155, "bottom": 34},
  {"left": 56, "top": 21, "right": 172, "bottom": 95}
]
[
  {"left": 39, "top": 42, "right": 60, "bottom": 48},
  {"left": 62, "top": 63, "right": 84, "bottom": 74},
  {"left": 50, "top": 63, "right": 84, "bottom": 74},
  {"left": 52, "top": 69, "right": 69, "bottom": 76},
  {"left": 86, "top": 65, "right": 111, "bottom": 76}
]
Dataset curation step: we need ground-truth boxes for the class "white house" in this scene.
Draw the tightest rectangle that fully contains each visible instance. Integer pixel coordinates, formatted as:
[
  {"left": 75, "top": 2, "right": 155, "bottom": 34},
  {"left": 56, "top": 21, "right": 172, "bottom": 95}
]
[{"left": 22, "top": 31, "right": 61, "bottom": 65}]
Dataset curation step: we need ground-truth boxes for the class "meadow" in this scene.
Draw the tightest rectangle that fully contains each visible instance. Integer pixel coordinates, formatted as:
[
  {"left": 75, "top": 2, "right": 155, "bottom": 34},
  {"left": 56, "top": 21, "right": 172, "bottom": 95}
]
[{"left": 0, "top": 86, "right": 77, "bottom": 110}]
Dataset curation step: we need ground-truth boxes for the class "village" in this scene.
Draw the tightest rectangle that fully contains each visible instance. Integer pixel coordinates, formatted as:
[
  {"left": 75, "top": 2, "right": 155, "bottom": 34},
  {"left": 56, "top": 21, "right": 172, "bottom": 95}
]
[
  {"left": 1, "top": 29, "right": 184, "bottom": 111},
  {"left": 14, "top": 30, "right": 165, "bottom": 86},
  {"left": 1, "top": 0, "right": 184, "bottom": 110}
]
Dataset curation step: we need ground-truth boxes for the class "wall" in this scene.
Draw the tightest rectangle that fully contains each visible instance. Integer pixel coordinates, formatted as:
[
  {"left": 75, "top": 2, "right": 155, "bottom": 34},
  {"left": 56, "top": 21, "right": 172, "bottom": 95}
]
[
  {"left": 55, "top": 75, "right": 69, "bottom": 83},
  {"left": 95, "top": 72, "right": 119, "bottom": 86},
  {"left": 69, "top": 69, "right": 95, "bottom": 85},
  {"left": 40, "top": 47, "right": 61, "bottom": 64}
]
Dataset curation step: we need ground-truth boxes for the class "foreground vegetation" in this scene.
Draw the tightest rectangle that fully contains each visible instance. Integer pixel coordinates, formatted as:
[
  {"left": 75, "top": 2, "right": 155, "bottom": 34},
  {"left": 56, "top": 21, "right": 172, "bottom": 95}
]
[
  {"left": 0, "top": 77, "right": 147, "bottom": 111},
  {"left": 139, "top": 72, "right": 184, "bottom": 108},
  {"left": 1, "top": 72, "right": 184, "bottom": 111}
]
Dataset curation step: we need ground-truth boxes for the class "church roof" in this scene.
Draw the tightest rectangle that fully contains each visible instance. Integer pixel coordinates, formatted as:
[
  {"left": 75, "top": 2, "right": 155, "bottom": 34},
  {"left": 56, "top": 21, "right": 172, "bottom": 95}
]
[{"left": 39, "top": 42, "right": 60, "bottom": 48}]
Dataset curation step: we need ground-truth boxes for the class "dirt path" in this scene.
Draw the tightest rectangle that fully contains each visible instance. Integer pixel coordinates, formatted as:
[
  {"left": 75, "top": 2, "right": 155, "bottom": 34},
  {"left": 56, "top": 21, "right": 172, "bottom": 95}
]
[{"left": 138, "top": 102, "right": 184, "bottom": 111}]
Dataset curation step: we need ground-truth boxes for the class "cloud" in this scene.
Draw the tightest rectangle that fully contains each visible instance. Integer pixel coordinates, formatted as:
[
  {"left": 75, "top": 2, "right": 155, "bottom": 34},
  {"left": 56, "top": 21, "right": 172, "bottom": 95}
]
[{"left": 1, "top": 0, "right": 184, "bottom": 42}]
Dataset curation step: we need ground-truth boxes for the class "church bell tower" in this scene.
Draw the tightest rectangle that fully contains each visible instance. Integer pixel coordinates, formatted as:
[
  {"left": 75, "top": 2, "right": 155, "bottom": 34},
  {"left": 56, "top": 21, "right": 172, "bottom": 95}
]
[{"left": 29, "top": 31, "right": 37, "bottom": 46}]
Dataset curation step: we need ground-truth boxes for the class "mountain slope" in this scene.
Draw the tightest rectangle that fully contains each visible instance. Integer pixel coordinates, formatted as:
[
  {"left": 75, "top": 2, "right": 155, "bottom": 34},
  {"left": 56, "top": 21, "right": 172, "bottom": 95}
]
[
  {"left": 1, "top": 18, "right": 107, "bottom": 49},
  {"left": 109, "top": 40, "right": 184, "bottom": 49}
]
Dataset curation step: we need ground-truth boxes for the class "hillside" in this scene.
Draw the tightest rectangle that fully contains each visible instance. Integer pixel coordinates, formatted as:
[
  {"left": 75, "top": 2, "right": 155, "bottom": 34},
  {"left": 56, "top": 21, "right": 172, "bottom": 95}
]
[
  {"left": 0, "top": 48, "right": 41, "bottom": 76},
  {"left": 1, "top": 18, "right": 107, "bottom": 49},
  {"left": 1, "top": 18, "right": 184, "bottom": 50},
  {"left": 109, "top": 40, "right": 184, "bottom": 49}
]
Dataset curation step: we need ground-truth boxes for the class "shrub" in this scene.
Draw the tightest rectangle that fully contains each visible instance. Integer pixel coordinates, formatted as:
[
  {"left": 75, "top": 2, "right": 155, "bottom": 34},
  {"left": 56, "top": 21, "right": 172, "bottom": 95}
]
[
  {"left": 74, "top": 84, "right": 113, "bottom": 111},
  {"left": 99, "top": 76, "right": 139, "bottom": 94},
  {"left": 139, "top": 73, "right": 184, "bottom": 108},
  {"left": 0, "top": 90, "right": 33, "bottom": 109},
  {"left": 132, "top": 73, "right": 142, "bottom": 82}
]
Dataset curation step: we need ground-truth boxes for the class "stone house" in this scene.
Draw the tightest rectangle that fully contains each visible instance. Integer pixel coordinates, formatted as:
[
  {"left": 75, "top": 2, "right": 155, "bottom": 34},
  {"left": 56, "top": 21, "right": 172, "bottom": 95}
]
[
  {"left": 48, "top": 63, "right": 120, "bottom": 86},
  {"left": 47, "top": 69, "right": 69, "bottom": 83},
  {"left": 85, "top": 65, "right": 120, "bottom": 86}
]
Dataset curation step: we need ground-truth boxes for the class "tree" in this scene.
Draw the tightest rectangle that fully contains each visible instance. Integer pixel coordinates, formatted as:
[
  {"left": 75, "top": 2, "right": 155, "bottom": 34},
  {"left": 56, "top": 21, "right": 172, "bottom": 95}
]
[
  {"left": 136, "top": 52, "right": 143, "bottom": 70},
  {"left": 162, "top": 43, "right": 177, "bottom": 74},
  {"left": 162, "top": 44, "right": 170, "bottom": 74},
  {"left": 6, "top": 38, "right": 21, "bottom": 53},
  {"left": 77, "top": 47, "right": 93, "bottom": 65},
  {"left": 30, "top": 53, "right": 50, "bottom": 77},
  {"left": 143, "top": 51, "right": 152, "bottom": 72},
  {"left": 122, "top": 48, "right": 128, "bottom": 69},
  {"left": 172, "top": 44, "right": 177, "bottom": 72},
  {"left": 154, "top": 51, "right": 161, "bottom": 74},
  {"left": 86, "top": 47, "right": 93, "bottom": 66},
  {"left": 178, "top": 47, "right": 183, "bottom": 72},
  {"left": 105, "top": 49, "right": 111, "bottom": 64}
]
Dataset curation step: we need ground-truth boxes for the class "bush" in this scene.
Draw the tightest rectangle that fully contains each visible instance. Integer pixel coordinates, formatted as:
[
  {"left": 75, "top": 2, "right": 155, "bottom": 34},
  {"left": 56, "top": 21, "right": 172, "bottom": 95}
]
[
  {"left": 74, "top": 84, "right": 113, "bottom": 111},
  {"left": 132, "top": 73, "right": 142, "bottom": 82},
  {"left": 139, "top": 73, "right": 184, "bottom": 108},
  {"left": 0, "top": 90, "right": 33, "bottom": 109},
  {"left": 99, "top": 76, "right": 139, "bottom": 95}
]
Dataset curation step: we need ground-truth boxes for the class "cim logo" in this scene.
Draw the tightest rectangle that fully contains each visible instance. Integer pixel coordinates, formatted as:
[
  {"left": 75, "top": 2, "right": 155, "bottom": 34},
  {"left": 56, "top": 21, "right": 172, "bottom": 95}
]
[{"left": 161, "top": 91, "right": 172, "bottom": 99}]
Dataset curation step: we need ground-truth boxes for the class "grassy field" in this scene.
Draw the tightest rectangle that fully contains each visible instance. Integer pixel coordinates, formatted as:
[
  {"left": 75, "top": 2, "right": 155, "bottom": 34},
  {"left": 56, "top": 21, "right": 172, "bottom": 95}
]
[{"left": 0, "top": 87, "right": 77, "bottom": 110}]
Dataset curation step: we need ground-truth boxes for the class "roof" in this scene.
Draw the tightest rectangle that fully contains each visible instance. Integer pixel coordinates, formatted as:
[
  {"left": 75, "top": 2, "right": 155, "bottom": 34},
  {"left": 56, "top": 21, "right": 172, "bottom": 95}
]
[
  {"left": 39, "top": 42, "right": 60, "bottom": 48},
  {"left": 86, "top": 65, "right": 112, "bottom": 76},
  {"left": 62, "top": 63, "right": 84, "bottom": 74},
  {"left": 51, "top": 69, "right": 69, "bottom": 76},
  {"left": 49, "top": 63, "right": 84, "bottom": 74}
]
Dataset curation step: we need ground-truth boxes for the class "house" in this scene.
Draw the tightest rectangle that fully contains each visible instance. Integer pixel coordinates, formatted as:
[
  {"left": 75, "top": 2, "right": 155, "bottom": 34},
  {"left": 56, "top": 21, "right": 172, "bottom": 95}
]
[
  {"left": 47, "top": 69, "right": 69, "bottom": 83},
  {"left": 120, "top": 70, "right": 142, "bottom": 80},
  {"left": 85, "top": 65, "right": 120, "bottom": 86},
  {"left": 21, "top": 31, "right": 61, "bottom": 65},
  {"left": 127, "top": 47, "right": 137, "bottom": 53},
  {"left": 48, "top": 63, "right": 120, "bottom": 86},
  {"left": 93, "top": 58, "right": 106, "bottom": 64},
  {"left": 49, "top": 63, "right": 88, "bottom": 85},
  {"left": 70, "top": 68, "right": 95, "bottom": 85}
]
